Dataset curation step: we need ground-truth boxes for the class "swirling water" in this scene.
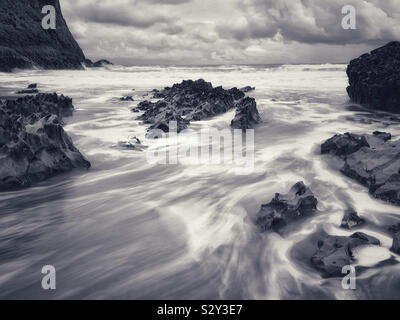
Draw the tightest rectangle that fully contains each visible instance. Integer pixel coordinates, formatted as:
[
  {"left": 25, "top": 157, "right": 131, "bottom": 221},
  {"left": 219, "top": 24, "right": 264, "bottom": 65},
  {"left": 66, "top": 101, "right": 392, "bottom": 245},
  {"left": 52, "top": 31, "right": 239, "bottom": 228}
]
[{"left": 1, "top": 64, "right": 400, "bottom": 299}]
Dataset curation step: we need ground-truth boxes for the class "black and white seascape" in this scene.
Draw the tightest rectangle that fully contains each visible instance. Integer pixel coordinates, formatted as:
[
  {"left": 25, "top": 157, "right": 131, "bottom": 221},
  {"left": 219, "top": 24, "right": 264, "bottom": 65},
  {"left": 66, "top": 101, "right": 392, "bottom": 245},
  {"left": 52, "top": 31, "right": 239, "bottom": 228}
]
[{"left": 1, "top": 0, "right": 400, "bottom": 300}]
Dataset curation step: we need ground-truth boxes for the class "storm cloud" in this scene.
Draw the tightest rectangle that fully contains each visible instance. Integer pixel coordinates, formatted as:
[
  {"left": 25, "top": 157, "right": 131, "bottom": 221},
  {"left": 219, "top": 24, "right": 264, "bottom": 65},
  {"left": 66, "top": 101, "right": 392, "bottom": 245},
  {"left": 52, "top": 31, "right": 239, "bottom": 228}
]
[{"left": 60, "top": 0, "right": 400, "bottom": 65}]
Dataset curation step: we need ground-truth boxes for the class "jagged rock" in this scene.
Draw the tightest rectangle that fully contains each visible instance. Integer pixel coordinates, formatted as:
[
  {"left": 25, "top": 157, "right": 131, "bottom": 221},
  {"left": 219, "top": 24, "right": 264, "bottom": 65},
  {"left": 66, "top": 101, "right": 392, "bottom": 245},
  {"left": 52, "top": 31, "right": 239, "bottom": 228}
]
[
  {"left": 392, "top": 232, "right": 400, "bottom": 254},
  {"left": 255, "top": 181, "right": 318, "bottom": 232},
  {"left": 135, "top": 79, "right": 257, "bottom": 134},
  {"left": 28, "top": 83, "right": 37, "bottom": 89},
  {"left": 321, "top": 132, "right": 400, "bottom": 206},
  {"left": 340, "top": 209, "right": 365, "bottom": 229},
  {"left": 16, "top": 84, "right": 40, "bottom": 94},
  {"left": 84, "top": 59, "right": 113, "bottom": 68},
  {"left": 373, "top": 131, "right": 392, "bottom": 142},
  {"left": 0, "top": 0, "right": 86, "bottom": 72},
  {"left": 231, "top": 97, "right": 261, "bottom": 130},
  {"left": 120, "top": 96, "right": 134, "bottom": 102},
  {"left": 240, "top": 86, "right": 255, "bottom": 93},
  {"left": 311, "top": 232, "right": 380, "bottom": 276},
  {"left": 321, "top": 133, "right": 369, "bottom": 157},
  {"left": 346, "top": 41, "right": 400, "bottom": 112},
  {"left": 116, "top": 136, "right": 146, "bottom": 151},
  {"left": 0, "top": 93, "right": 90, "bottom": 190}
]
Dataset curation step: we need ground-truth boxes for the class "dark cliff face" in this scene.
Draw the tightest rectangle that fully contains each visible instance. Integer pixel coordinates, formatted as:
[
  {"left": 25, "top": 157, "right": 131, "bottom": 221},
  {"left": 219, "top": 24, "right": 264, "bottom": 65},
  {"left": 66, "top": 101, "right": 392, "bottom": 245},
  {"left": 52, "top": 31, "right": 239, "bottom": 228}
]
[
  {"left": 346, "top": 41, "right": 400, "bottom": 112},
  {"left": 0, "top": 0, "right": 86, "bottom": 72}
]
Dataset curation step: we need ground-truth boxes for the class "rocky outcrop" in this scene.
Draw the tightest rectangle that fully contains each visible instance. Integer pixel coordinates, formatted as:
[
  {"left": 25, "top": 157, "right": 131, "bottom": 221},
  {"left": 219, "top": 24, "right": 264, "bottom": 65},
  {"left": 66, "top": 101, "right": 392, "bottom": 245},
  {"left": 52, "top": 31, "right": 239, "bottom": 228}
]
[
  {"left": 255, "top": 181, "right": 318, "bottom": 232},
  {"left": 392, "top": 232, "right": 400, "bottom": 254},
  {"left": 133, "top": 79, "right": 260, "bottom": 133},
  {"left": 231, "top": 97, "right": 261, "bottom": 130},
  {"left": 340, "top": 209, "right": 365, "bottom": 229},
  {"left": 0, "top": 0, "right": 86, "bottom": 72},
  {"left": 321, "top": 132, "right": 400, "bottom": 206},
  {"left": 311, "top": 232, "right": 380, "bottom": 276},
  {"left": 0, "top": 93, "right": 90, "bottom": 190},
  {"left": 240, "top": 86, "right": 255, "bottom": 93},
  {"left": 16, "top": 84, "right": 40, "bottom": 94},
  {"left": 120, "top": 96, "right": 134, "bottom": 102},
  {"left": 84, "top": 59, "right": 113, "bottom": 68},
  {"left": 346, "top": 41, "right": 400, "bottom": 112}
]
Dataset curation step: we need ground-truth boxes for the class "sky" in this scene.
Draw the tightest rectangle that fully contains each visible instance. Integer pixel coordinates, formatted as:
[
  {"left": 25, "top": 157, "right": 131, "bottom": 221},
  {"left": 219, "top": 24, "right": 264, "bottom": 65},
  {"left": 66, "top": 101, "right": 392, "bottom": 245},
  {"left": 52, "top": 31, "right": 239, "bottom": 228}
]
[{"left": 60, "top": 0, "right": 400, "bottom": 65}]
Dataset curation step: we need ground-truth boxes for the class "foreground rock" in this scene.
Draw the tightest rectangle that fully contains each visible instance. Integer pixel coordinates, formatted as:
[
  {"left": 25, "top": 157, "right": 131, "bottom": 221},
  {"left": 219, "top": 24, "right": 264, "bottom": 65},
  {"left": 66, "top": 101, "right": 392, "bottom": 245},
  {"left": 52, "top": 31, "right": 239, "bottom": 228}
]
[
  {"left": 231, "top": 97, "right": 262, "bottom": 130},
  {"left": 133, "top": 79, "right": 260, "bottom": 133},
  {"left": 340, "top": 209, "right": 365, "bottom": 229},
  {"left": 0, "top": 0, "right": 86, "bottom": 72},
  {"left": 321, "top": 132, "right": 400, "bottom": 206},
  {"left": 120, "top": 96, "right": 134, "bottom": 102},
  {"left": 346, "top": 41, "right": 400, "bottom": 112},
  {"left": 255, "top": 181, "right": 318, "bottom": 232},
  {"left": 392, "top": 232, "right": 400, "bottom": 254},
  {"left": 0, "top": 93, "right": 90, "bottom": 190},
  {"left": 311, "top": 232, "right": 380, "bottom": 276}
]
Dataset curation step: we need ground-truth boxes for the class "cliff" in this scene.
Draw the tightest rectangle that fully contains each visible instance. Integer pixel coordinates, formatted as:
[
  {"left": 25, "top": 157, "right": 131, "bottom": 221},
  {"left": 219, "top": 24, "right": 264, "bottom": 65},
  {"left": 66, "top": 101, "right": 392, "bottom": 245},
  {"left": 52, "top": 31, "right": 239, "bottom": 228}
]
[{"left": 0, "top": 0, "right": 86, "bottom": 72}]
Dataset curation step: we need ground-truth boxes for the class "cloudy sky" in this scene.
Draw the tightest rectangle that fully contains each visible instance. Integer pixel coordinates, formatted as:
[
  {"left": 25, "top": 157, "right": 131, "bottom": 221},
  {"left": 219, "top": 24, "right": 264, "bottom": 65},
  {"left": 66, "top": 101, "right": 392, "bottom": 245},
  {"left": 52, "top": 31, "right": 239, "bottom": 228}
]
[{"left": 61, "top": 0, "right": 400, "bottom": 65}]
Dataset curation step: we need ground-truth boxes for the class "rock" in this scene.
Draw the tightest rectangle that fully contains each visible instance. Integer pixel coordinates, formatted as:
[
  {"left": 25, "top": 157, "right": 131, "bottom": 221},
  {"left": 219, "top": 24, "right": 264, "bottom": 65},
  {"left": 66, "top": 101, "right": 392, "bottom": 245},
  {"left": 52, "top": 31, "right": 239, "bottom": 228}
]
[
  {"left": 0, "top": 93, "right": 90, "bottom": 190},
  {"left": 321, "top": 133, "right": 369, "bottom": 157},
  {"left": 346, "top": 41, "right": 400, "bottom": 112},
  {"left": 391, "top": 232, "right": 400, "bottom": 254},
  {"left": 16, "top": 83, "right": 40, "bottom": 94},
  {"left": 120, "top": 96, "right": 134, "bottom": 102},
  {"left": 321, "top": 132, "right": 400, "bottom": 206},
  {"left": 135, "top": 79, "right": 258, "bottom": 134},
  {"left": 389, "top": 223, "right": 400, "bottom": 234},
  {"left": 85, "top": 59, "right": 113, "bottom": 68},
  {"left": 231, "top": 97, "right": 261, "bottom": 130},
  {"left": 240, "top": 86, "right": 255, "bottom": 93},
  {"left": 311, "top": 232, "right": 380, "bottom": 276},
  {"left": 373, "top": 131, "right": 392, "bottom": 142},
  {"left": 340, "top": 209, "right": 365, "bottom": 229},
  {"left": 117, "top": 136, "right": 146, "bottom": 151},
  {"left": 16, "top": 89, "right": 39, "bottom": 94},
  {"left": 0, "top": 0, "right": 86, "bottom": 72},
  {"left": 255, "top": 181, "right": 318, "bottom": 232}
]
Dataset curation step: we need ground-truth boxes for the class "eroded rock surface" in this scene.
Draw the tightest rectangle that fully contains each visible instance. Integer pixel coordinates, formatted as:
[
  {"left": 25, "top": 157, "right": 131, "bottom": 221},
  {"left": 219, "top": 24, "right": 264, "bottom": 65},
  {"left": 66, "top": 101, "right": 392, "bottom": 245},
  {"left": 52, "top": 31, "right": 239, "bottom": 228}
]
[
  {"left": 311, "top": 232, "right": 380, "bottom": 276},
  {"left": 0, "top": 93, "right": 90, "bottom": 190},
  {"left": 346, "top": 41, "right": 400, "bottom": 112},
  {"left": 231, "top": 97, "right": 262, "bottom": 130},
  {"left": 321, "top": 132, "right": 400, "bottom": 205},
  {"left": 133, "top": 79, "right": 260, "bottom": 133},
  {"left": 255, "top": 181, "right": 318, "bottom": 232},
  {"left": 340, "top": 209, "right": 365, "bottom": 229}
]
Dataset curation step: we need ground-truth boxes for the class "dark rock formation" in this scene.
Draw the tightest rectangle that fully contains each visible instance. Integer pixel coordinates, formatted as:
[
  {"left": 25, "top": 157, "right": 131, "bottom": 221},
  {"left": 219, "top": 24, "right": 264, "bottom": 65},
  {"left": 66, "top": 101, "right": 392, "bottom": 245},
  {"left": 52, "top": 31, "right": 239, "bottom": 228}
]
[
  {"left": 392, "top": 232, "right": 400, "bottom": 254},
  {"left": 321, "top": 132, "right": 400, "bottom": 205},
  {"left": 120, "top": 96, "right": 134, "bottom": 102},
  {"left": 255, "top": 181, "right": 318, "bottom": 232},
  {"left": 84, "top": 59, "right": 113, "bottom": 68},
  {"left": 340, "top": 209, "right": 365, "bottom": 229},
  {"left": 134, "top": 79, "right": 260, "bottom": 133},
  {"left": 311, "top": 232, "right": 380, "bottom": 276},
  {"left": 346, "top": 41, "right": 400, "bottom": 112},
  {"left": 0, "top": 0, "right": 87, "bottom": 72},
  {"left": 373, "top": 131, "right": 392, "bottom": 142},
  {"left": 240, "top": 86, "right": 255, "bottom": 93},
  {"left": 0, "top": 93, "right": 90, "bottom": 190},
  {"left": 16, "top": 84, "right": 39, "bottom": 94},
  {"left": 231, "top": 97, "right": 261, "bottom": 130}
]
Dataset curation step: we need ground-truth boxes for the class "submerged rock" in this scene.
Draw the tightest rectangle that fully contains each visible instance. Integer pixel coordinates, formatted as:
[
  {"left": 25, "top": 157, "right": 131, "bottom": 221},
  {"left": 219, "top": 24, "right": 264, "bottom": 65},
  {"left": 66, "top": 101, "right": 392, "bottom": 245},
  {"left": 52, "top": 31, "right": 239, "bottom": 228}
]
[
  {"left": 84, "top": 59, "right": 113, "bottom": 68},
  {"left": 231, "top": 97, "right": 261, "bottom": 130},
  {"left": 311, "top": 232, "right": 380, "bottom": 276},
  {"left": 346, "top": 41, "right": 400, "bottom": 112},
  {"left": 392, "top": 232, "right": 400, "bottom": 254},
  {"left": 135, "top": 79, "right": 260, "bottom": 134},
  {"left": 340, "top": 209, "right": 365, "bottom": 229},
  {"left": 120, "top": 96, "right": 134, "bottom": 102},
  {"left": 0, "top": 93, "right": 90, "bottom": 190},
  {"left": 255, "top": 181, "right": 318, "bottom": 232},
  {"left": 16, "top": 84, "right": 39, "bottom": 94},
  {"left": 321, "top": 132, "right": 400, "bottom": 206},
  {"left": 240, "top": 86, "right": 255, "bottom": 93}
]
